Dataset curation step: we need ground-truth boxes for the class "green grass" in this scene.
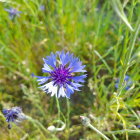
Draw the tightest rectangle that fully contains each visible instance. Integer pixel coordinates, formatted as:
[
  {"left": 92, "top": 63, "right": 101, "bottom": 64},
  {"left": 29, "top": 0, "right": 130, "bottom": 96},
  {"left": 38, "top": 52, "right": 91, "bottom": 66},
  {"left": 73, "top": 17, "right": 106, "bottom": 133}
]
[{"left": 0, "top": 0, "right": 140, "bottom": 139}]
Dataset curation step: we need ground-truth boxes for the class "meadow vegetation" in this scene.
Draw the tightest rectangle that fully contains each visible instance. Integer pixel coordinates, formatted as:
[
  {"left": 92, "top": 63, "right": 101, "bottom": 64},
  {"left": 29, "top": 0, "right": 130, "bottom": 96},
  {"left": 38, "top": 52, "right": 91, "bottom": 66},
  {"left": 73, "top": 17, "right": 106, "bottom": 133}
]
[{"left": 0, "top": 0, "right": 140, "bottom": 139}]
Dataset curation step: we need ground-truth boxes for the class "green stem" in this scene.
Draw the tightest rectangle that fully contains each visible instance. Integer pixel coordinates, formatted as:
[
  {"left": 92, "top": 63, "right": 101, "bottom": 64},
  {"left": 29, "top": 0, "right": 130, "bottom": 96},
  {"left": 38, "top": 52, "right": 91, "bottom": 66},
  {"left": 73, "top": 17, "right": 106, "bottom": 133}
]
[
  {"left": 66, "top": 98, "right": 70, "bottom": 129},
  {"left": 111, "top": 0, "right": 134, "bottom": 31},
  {"left": 27, "top": 116, "right": 48, "bottom": 134},
  {"left": 88, "top": 124, "right": 110, "bottom": 140},
  {"left": 118, "top": 17, "right": 140, "bottom": 96},
  {"left": 105, "top": 129, "right": 140, "bottom": 135},
  {"left": 56, "top": 87, "right": 61, "bottom": 119}
]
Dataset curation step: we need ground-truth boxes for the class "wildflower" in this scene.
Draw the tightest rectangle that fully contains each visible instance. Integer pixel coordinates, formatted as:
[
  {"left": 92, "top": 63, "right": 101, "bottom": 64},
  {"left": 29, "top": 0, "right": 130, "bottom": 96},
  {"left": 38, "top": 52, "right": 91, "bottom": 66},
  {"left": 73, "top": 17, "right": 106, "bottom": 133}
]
[
  {"left": 115, "top": 75, "right": 133, "bottom": 90},
  {"left": 39, "top": 5, "right": 45, "bottom": 11},
  {"left": 33, "top": 51, "right": 87, "bottom": 98},
  {"left": 2, "top": 107, "right": 26, "bottom": 129},
  {"left": 5, "top": 8, "right": 21, "bottom": 19},
  {"left": 137, "top": 125, "right": 140, "bottom": 128}
]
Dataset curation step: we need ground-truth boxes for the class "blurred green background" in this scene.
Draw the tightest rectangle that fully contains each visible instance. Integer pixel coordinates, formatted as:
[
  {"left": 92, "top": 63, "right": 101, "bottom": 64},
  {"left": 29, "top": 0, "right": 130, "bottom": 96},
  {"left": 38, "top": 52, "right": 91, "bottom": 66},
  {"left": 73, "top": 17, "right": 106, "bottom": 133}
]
[{"left": 0, "top": 0, "right": 140, "bottom": 139}]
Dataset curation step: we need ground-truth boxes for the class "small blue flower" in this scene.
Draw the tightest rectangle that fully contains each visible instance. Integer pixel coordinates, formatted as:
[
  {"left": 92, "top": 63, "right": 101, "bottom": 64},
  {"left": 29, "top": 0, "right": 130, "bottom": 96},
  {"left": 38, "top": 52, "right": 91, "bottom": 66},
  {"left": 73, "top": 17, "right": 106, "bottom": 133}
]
[
  {"left": 2, "top": 107, "right": 26, "bottom": 129},
  {"left": 115, "top": 75, "right": 133, "bottom": 90},
  {"left": 137, "top": 125, "right": 140, "bottom": 128},
  {"left": 39, "top": 5, "right": 45, "bottom": 11},
  {"left": 5, "top": 8, "right": 22, "bottom": 19},
  {"left": 33, "top": 51, "right": 87, "bottom": 98}
]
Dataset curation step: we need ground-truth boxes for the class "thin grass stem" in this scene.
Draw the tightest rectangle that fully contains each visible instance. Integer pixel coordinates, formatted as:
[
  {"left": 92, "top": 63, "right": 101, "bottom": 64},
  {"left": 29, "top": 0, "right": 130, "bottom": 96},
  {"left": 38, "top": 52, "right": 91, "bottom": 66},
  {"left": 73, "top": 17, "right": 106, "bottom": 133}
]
[{"left": 118, "top": 17, "right": 140, "bottom": 96}]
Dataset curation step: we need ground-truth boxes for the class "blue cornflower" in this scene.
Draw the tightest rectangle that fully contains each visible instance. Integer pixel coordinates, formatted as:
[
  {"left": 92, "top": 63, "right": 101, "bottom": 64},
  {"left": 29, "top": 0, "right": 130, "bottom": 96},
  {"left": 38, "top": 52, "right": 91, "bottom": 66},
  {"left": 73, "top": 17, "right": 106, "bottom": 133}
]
[
  {"left": 115, "top": 75, "right": 133, "bottom": 90},
  {"left": 39, "top": 5, "right": 45, "bottom": 11},
  {"left": 33, "top": 51, "right": 87, "bottom": 98},
  {"left": 5, "top": 8, "right": 22, "bottom": 19},
  {"left": 137, "top": 125, "right": 140, "bottom": 128},
  {"left": 2, "top": 107, "right": 26, "bottom": 129}
]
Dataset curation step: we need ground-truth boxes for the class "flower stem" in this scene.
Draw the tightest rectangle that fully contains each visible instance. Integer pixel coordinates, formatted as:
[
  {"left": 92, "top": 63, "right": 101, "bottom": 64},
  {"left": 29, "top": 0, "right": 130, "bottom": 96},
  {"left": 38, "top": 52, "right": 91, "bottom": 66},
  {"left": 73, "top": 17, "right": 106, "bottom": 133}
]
[
  {"left": 55, "top": 87, "right": 61, "bottom": 120},
  {"left": 66, "top": 98, "right": 70, "bottom": 129},
  {"left": 80, "top": 116, "right": 110, "bottom": 140},
  {"left": 56, "top": 95, "right": 61, "bottom": 120},
  {"left": 88, "top": 124, "right": 110, "bottom": 140}
]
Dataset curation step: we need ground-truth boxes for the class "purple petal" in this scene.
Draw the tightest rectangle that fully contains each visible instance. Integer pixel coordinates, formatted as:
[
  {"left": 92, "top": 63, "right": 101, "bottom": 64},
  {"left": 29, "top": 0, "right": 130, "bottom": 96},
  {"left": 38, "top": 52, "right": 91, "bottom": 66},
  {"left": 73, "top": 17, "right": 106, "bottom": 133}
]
[{"left": 2, "top": 109, "right": 9, "bottom": 115}]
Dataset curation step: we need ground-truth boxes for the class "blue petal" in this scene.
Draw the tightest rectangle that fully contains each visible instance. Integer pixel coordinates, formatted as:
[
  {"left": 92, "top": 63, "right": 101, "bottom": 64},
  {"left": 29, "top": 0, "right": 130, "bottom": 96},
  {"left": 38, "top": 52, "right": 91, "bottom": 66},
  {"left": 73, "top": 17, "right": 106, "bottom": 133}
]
[
  {"left": 63, "top": 52, "right": 73, "bottom": 66},
  {"left": 115, "top": 83, "right": 119, "bottom": 89},
  {"left": 58, "top": 51, "right": 73, "bottom": 66},
  {"left": 71, "top": 64, "right": 86, "bottom": 73},
  {"left": 69, "top": 57, "right": 79, "bottom": 68},
  {"left": 125, "top": 86, "right": 130, "bottom": 90},
  {"left": 2, "top": 109, "right": 9, "bottom": 115},
  {"left": 58, "top": 51, "right": 65, "bottom": 64},
  {"left": 116, "top": 79, "right": 119, "bottom": 83},
  {"left": 72, "top": 74, "right": 87, "bottom": 83},
  {"left": 124, "top": 75, "right": 129, "bottom": 81},
  {"left": 137, "top": 125, "right": 140, "bottom": 128},
  {"left": 70, "top": 82, "right": 83, "bottom": 91},
  {"left": 69, "top": 58, "right": 86, "bottom": 72},
  {"left": 39, "top": 82, "right": 58, "bottom": 97},
  {"left": 17, "top": 11, "right": 22, "bottom": 14},
  {"left": 37, "top": 77, "right": 50, "bottom": 85},
  {"left": 44, "top": 53, "right": 56, "bottom": 68},
  {"left": 58, "top": 86, "right": 66, "bottom": 98},
  {"left": 4, "top": 8, "right": 12, "bottom": 12},
  {"left": 32, "top": 75, "right": 50, "bottom": 85},
  {"left": 66, "top": 84, "right": 74, "bottom": 98},
  {"left": 39, "top": 5, "right": 45, "bottom": 11},
  {"left": 127, "top": 81, "right": 133, "bottom": 85},
  {"left": 9, "top": 15, "right": 14, "bottom": 20},
  {"left": 42, "top": 61, "right": 52, "bottom": 73}
]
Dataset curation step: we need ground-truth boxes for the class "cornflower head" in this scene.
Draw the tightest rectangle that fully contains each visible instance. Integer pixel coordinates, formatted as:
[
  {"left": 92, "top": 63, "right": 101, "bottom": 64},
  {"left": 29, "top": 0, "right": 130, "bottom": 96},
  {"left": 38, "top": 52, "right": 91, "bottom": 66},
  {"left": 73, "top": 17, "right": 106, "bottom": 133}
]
[
  {"left": 5, "top": 8, "right": 21, "bottom": 19},
  {"left": 33, "top": 51, "right": 87, "bottom": 98},
  {"left": 2, "top": 107, "right": 26, "bottom": 129},
  {"left": 115, "top": 75, "right": 133, "bottom": 90},
  {"left": 39, "top": 5, "right": 45, "bottom": 11}
]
